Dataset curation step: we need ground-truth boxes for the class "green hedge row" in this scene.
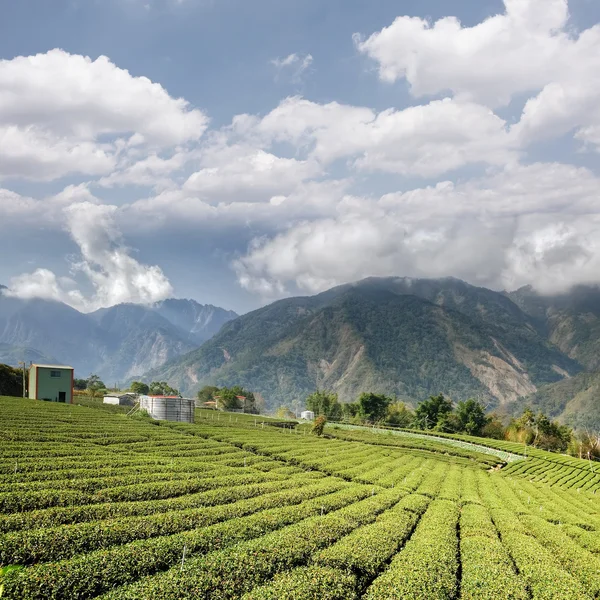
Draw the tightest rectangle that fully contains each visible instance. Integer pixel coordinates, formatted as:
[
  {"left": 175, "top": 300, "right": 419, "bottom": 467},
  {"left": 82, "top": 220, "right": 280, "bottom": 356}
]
[
  {"left": 363, "top": 500, "right": 459, "bottom": 600},
  {"left": 0, "top": 478, "right": 348, "bottom": 565},
  {"left": 2, "top": 485, "right": 371, "bottom": 599},
  {"left": 98, "top": 486, "right": 411, "bottom": 600},
  {"left": 459, "top": 503, "right": 528, "bottom": 600},
  {"left": 0, "top": 473, "right": 324, "bottom": 534}
]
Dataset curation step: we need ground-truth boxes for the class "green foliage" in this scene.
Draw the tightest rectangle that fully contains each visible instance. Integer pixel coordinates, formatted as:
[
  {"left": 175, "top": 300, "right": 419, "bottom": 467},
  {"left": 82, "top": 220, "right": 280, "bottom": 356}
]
[
  {"left": 306, "top": 391, "right": 342, "bottom": 420},
  {"left": 148, "top": 381, "right": 179, "bottom": 396},
  {"left": 129, "top": 381, "right": 149, "bottom": 395},
  {"left": 506, "top": 408, "right": 572, "bottom": 452},
  {"left": 73, "top": 378, "right": 88, "bottom": 391},
  {"left": 2, "top": 395, "right": 600, "bottom": 600},
  {"left": 385, "top": 402, "right": 414, "bottom": 427},
  {"left": 275, "top": 406, "right": 295, "bottom": 419},
  {"left": 197, "top": 385, "right": 220, "bottom": 403},
  {"left": 455, "top": 399, "right": 489, "bottom": 436},
  {"left": 312, "top": 415, "right": 327, "bottom": 436},
  {"left": 357, "top": 392, "right": 392, "bottom": 423},
  {"left": 0, "top": 364, "right": 25, "bottom": 397},
  {"left": 414, "top": 394, "right": 453, "bottom": 430},
  {"left": 241, "top": 566, "right": 358, "bottom": 600}
]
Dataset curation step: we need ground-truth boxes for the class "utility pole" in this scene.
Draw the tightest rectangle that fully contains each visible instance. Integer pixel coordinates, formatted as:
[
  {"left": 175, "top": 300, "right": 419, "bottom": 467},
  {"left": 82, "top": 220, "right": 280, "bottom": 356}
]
[{"left": 18, "top": 360, "right": 26, "bottom": 398}]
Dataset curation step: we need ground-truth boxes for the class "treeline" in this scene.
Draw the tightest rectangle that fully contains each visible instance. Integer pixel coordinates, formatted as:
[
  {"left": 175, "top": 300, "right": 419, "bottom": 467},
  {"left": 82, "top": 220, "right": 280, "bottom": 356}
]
[
  {"left": 197, "top": 385, "right": 260, "bottom": 413},
  {"left": 0, "top": 364, "right": 26, "bottom": 397},
  {"left": 302, "top": 390, "right": 599, "bottom": 459}
]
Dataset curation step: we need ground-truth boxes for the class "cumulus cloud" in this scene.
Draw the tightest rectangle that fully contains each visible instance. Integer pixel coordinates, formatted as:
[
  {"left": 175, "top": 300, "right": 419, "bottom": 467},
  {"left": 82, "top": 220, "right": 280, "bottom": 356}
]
[
  {"left": 355, "top": 0, "right": 600, "bottom": 151},
  {"left": 227, "top": 96, "right": 516, "bottom": 177},
  {"left": 234, "top": 163, "right": 600, "bottom": 297},
  {"left": 354, "top": 0, "right": 571, "bottom": 107},
  {"left": 271, "top": 53, "right": 313, "bottom": 83},
  {"left": 184, "top": 142, "right": 323, "bottom": 199},
  {"left": 6, "top": 201, "right": 173, "bottom": 311},
  {"left": 0, "top": 49, "right": 208, "bottom": 181}
]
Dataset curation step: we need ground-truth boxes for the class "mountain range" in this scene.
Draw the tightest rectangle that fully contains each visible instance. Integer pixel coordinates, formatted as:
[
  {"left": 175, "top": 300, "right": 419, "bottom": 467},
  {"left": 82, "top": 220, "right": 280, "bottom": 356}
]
[
  {"left": 3, "top": 277, "right": 600, "bottom": 429},
  {"left": 145, "top": 277, "right": 600, "bottom": 423},
  {"left": 0, "top": 285, "right": 237, "bottom": 384}
]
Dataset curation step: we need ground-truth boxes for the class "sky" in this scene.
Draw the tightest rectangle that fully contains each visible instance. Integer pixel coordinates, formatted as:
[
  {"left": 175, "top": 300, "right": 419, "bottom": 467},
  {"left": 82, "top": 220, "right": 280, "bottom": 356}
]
[{"left": 1, "top": 0, "right": 600, "bottom": 314}]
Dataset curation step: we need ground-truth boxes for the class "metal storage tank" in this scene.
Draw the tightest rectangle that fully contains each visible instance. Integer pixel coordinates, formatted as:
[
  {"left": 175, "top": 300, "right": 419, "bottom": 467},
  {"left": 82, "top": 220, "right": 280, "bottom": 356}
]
[{"left": 138, "top": 396, "right": 195, "bottom": 423}]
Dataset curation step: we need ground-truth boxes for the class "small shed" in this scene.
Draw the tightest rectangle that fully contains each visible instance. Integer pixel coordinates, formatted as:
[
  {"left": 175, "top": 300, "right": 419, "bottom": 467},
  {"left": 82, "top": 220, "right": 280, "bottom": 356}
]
[
  {"left": 28, "top": 364, "right": 74, "bottom": 404},
  {"left": 301, "top": 410, "right": 315, "bottom": 420},
  {"left": 139, "top": 395, "right": 195, "bottom": 423},
  {"left": 103, "top": 393, "right": 137, "bottom": 406}
]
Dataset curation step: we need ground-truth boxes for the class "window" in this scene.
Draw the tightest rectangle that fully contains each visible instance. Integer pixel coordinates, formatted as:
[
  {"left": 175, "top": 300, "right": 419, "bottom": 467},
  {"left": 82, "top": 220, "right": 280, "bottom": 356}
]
[{"left": 50, "top": 370, "right": 61, "bottom": 378}]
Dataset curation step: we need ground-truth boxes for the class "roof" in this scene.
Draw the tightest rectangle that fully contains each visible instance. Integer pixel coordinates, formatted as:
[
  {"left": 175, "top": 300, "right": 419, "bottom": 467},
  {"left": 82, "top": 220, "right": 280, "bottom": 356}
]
[{"left": 31, "top": 364, "right": 74, "bottom": 370}]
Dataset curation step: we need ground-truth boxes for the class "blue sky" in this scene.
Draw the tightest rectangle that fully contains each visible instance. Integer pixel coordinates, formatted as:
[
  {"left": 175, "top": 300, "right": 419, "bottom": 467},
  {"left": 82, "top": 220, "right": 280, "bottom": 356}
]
[{"left": 1, "top": 0, "right": 600, "bottom": 313}]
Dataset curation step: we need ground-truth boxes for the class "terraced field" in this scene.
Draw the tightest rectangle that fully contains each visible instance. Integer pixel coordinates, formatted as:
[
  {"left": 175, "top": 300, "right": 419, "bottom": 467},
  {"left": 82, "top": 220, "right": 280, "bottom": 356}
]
[{"left": 1, "top": 397, "right": 600, "bottom": 599}]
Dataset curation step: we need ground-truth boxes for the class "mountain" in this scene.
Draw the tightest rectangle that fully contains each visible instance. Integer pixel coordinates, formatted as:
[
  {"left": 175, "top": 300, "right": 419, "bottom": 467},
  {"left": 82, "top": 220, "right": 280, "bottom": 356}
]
[
  {"left": 506, "top": 285, "right": 600, "bottom": 429},
  {"left": 145, "top": 277, "right": 581, "bottom": 409},
  {"left": 0, "top": 290, "right": 237, "bottom": 383},
  {"left": 510, "top": 372, "right": 600, "bottom": 431},
  {"left": 150, "top": 299, "right": 238, "bottom": 345},
  {"left": 508, "top": 285, "right": 600, "bottom": 370}
]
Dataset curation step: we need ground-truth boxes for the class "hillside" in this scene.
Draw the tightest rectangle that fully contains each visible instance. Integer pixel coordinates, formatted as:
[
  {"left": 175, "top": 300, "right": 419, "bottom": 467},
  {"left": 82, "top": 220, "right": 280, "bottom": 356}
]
[
  {"left": 1, "top": 396, "right": 599, "bottom": 600},
  {"left": 0, "top": 289, "right": 237, "bottom": 382},
  {"left": 147, "top": 277, "right": 580, "bottom": 409},
  {"left": 508, "top": 284, "right": 600, "bottom": 370},
  {"left": 512, "top": 371, "right": 600, "bottom": 431}
]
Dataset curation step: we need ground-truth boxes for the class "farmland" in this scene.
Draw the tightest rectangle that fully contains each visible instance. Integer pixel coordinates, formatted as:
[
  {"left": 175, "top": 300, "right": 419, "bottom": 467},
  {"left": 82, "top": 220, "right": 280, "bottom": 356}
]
[{"left": 1, "top": 397, "right": 600, "bottom": 599}]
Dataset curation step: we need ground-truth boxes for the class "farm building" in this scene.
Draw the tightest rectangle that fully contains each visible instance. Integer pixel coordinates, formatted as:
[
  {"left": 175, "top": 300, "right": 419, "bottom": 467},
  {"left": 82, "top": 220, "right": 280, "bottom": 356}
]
[
  {"left": 300, "top": 410, "right": 315, "bottom": 420},
  {"left": 103, "top": 393, "right": 137, "bottom": 406},
  {"left": 28, "top": 364, "right": 74, "bottom": 404},
  {"left": 139, "top": 395, "right": 195, "bottom": 423}
]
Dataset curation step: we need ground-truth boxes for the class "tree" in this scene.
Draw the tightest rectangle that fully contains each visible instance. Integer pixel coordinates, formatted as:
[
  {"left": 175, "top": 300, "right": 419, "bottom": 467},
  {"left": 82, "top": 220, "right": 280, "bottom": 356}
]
[
  {"left": 215, "top": 387, "right": 241, "bottom": 410},
  {"left": 481, "top": 414, "right": 505, "bottom": 439},
  {"left": 306, "top": 390, "right": 342, "bottom": 420},
  {"left": 148, "top": 381, "right": 179, "bottom": 396},
  {"left": 86, "top": 374, "right": 105, "bottom": 399},
  {"left": 414, "top": 394, "right": 453, "bottom": 430},
  {"left": 0, "top": 364, "right": 25, "bottom": 397},
  {"left": 312, "top": 415, "right": 327, "bottom": 436},
  {"left": 275, "top": 405, "right": 295, "bottom": 419},
  {"left": 130, "top": 381, "right": 150, "bottom": 395},
  {"left": 73, "top": 378, "right": 88, "bottom": 391},
  {"left": 357, "top": 392, "right": 392, "bottom": 423},
  {"left": 197, "top": 385, "right": 220, "bottom": 403},
  {"left": 455, "top": 399, "right": 489, "bottom": 436},
  {"left": 386, "top": 402, "right": 414, "bottom": 427},
  {"left": 341, "top": 402, "right": 359, "bottom": 420},
  {"left": 507, "top": 408, "right": 572, "bottom": 451}
]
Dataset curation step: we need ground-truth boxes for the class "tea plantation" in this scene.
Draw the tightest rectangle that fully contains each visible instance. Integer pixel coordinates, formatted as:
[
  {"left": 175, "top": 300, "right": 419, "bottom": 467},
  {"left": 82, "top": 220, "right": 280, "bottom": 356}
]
[{"left": 1, "top": 397, "right": 600, "bottom": 599}]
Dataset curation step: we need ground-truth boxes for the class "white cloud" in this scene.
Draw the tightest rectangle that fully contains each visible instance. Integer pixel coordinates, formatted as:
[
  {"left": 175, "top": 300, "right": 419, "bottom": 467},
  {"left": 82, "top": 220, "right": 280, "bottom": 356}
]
[
  {"left": 250, "top": 96, "right": 516, "bottom": 176},
  {"left": 354, "top": 0, "right": 571, "bottom": 107},
  {"left": 271, "top": 53, "right": 313, "bottom": 83},
  {"left": 355, "top": 0, "right": 600, "bottom": 152},
  {"left": 184, "top": 142, "right": 322, "bottom": 199},
  {"left": 0, "top": 49, "right": 208, "bottom": 181},
  {"left": 98, "top": 150, "right": 195, "bottom": 190},
  {"left": 235, "top": 163, "right": 600, "bottom": 297},
  {"left": 6, "top": 201, "right": 173, "bottom": 311}
]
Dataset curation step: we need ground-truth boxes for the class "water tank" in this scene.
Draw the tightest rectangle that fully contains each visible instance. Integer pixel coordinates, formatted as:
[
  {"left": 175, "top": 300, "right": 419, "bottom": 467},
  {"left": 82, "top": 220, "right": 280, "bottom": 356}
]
[{"left": 139, "top": 396, "right": 195, "bottom": 423}]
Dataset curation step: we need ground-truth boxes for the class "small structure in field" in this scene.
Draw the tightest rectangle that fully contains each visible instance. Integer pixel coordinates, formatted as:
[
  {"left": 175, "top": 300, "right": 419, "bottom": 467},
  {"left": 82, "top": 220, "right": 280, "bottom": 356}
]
[
  {"left": 103, "top": 393, "right": 137, "bottom": 406},
  {"left": 139, "top": 395, "right": 195, "bottom": 423},
  {"left": 28, "top": 364, "right": 74, "bottom": 404},
  {"left": 300, "top": 410, "right": 315, "bottom": 421}
]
